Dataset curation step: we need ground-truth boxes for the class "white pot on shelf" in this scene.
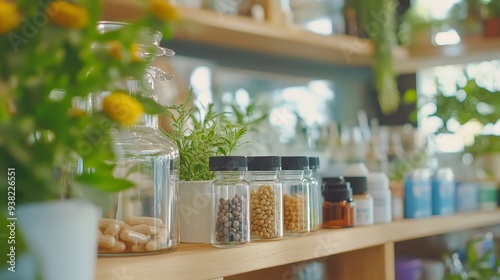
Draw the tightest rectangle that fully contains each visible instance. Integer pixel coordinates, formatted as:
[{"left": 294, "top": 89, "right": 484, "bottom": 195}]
[
  {"left": 17, "top": 200, "right": 99, "bottom": 280},
  {"left": 179, "top": 180, "right": 212, "bottom": 243}
]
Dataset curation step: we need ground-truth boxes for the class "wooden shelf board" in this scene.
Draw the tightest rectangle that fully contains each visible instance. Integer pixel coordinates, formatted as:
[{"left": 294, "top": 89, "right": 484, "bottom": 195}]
[
  {"left": 101, "top": 0, "right": 500, "bottom": 73},
  {"left": 96, "top": 209, "right": 500, "bottom": 280},
  {"left": 101, "top": 0, "right": 374, "bottom": 67},
  {"left": 175, "top": 8, "right": 374, "bottom": 67},
  {"left": 395, "top": 37, "right": 500, "bottom": 73}
]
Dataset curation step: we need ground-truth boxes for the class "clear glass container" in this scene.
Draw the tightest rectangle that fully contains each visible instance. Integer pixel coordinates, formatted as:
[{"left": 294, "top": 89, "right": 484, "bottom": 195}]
[
  {"left": 307, "top": 157, "right": 321, "bottom": 231},
  {"left": 87, "top": 22, "right": 180, "bottom": 255},
  {"left": 280, "top": 156, "right": 310, "bottom": 236},
  {"left": 248, "top": 156, "right": 282, "bottom": 241},
  {"left": 209, "top": 156, "right": 250, "bottom": 248}
]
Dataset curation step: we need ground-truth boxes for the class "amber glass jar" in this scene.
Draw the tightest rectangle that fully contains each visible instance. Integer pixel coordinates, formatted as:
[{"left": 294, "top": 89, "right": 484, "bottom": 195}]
[{"left": 322, "top": 177, "right": 354, "bottom": 228}]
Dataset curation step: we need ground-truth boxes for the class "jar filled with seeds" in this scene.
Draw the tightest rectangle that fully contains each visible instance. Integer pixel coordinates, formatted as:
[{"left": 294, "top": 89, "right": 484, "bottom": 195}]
[
  {"left": 209, "top": 156, "right": 250, "bottom": 248},
  {"left": 247, "top": 156, "right": 283, "bottom": 241},
  {"left": 280, "top": 156, "right": 310, "bottom": 236}
]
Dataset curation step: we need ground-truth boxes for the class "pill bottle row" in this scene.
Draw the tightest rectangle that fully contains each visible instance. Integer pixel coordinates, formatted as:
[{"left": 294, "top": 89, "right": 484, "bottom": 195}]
[
  {"left": 322, "top": 162, "right": 392, "bottom": 229},
  {"left": 208, "top": 155, "right": 322, "bottom": 248},
  {"left": 401, "top": 167, "right": 498, "bottom": 219}
]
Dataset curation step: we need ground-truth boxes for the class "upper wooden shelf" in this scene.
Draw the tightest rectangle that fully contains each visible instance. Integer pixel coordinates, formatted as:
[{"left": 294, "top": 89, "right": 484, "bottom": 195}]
[
  {"left": 96, "top": 209, "right": 500, "bottom": 280},
  {"left": 395, "top": 36, "right": 500, "bottom": 73},
  {"left": 101, "top": 0, "right": 500, "bottom": 73},
  {"left": 101, "top": 0, "right": 375, "bottom": 67}
]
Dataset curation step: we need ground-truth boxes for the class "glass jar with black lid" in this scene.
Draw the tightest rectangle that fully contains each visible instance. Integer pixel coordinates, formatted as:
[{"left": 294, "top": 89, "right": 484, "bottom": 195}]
[
  {"left": 248, "top": 156, "right": 282, "bottom": 241},
  {"left": 209, "top": 156, "right": 250, "bottom": 248},
  {"left": 280, "top": 156, "right": 310, "bottom": 236}
]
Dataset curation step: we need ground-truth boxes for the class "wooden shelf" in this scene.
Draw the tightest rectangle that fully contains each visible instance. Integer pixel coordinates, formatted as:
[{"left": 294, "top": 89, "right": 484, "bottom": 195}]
[
  {"left": 101, "top": 0, "right": 375, "bottom": 67},
  {"left": 395, "top": 36, "right": 500, "bottom": 73},
  {"left": 101, "top": 0, "right": 500, "bottom": 73},
  {"left": 176, "top": 8, "right": 378, "bottom": 67},
  {"left": 95, "top": 209, "right": 500, "bottom": 280}
]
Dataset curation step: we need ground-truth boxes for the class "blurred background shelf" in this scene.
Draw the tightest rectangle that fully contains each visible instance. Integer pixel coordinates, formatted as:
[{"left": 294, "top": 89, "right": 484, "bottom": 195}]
[{"left": 395, "top": 36, "right": 500, "bottom": 73}]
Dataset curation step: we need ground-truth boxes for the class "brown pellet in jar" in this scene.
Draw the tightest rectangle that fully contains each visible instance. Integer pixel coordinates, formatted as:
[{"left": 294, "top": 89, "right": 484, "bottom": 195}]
[
  {"left": 251, "top": 185, "right": 279, "bottom": 239},
  {"left": 283, "top": 194, "right": 307, "bottom": 233},
  {"left": 215, "top": 194, "right": 247, "bottom": 244}
]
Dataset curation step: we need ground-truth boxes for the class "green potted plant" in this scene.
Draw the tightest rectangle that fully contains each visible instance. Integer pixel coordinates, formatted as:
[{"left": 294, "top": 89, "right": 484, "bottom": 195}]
[
  {"left": 351, "top": 0, "right": 400, "bottom": 115},
  {"left": 431, "top": 77, "right": 500, "bottom": 181},
  {"left": 0, "top": 0, "right": 178, "bottom": 278},
  {"left": 163, "top": 92, "right": 255, "bottom": 243}
]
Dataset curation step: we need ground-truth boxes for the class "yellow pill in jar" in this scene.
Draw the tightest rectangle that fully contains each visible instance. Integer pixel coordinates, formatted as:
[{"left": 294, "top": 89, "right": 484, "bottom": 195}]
[
  {"left": 148, "top": 226, "right": 161, "bottom": 235},
  {"left": 145, "top": 237, "right": 167, "bottom": 251},
  {"left": 98, "top": 234, "right": 116, "bottom": 248},
  {"left": 131, "top": 244, "right": 146, "bottom": 252},
  {"left": 104, "top": 221, "right": 123, "bottom": 236},
  {"left": 120, "top": 229, "right": 149, "bottom": 245},
  {"left": 156, "top": 228, "right": 167, "bottom": 238},
  {"left": 131, "top": 224, "right": 151, "bottom": 235},
  {"left": 99, "top": 218, "right": 125, "bottom": 231},
  {"left": 126, "top": 216, "right": 163, "bottom": 227},
  {"left": 99, "top": 241, "right": 126, "bottom": 253}
]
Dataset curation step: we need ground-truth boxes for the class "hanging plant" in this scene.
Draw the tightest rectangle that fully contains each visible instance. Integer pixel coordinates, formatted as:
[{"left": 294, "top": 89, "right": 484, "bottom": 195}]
[{"left": 352, "top": 0, "right": 400, "bottom": 114}]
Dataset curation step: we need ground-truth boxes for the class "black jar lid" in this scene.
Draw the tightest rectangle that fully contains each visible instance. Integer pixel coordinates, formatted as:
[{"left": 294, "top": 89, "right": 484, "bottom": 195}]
[
  {"left": 209, "top": 156, "right": 247, "bottom": 171},
  {"left": 247, "top": 156, "right": 281, "bottom": 171},
  {"left": 308, "top": 157, "right": 320, "bottom": 170},
  {"left": 344, "top": 176, "right": 367, "bottom": 195},
  {"left": 281, "top": 156, "right": 309, "bottom": 170},
  {"left": 322, "top": 177, "right": 353, "bottom": 202}
]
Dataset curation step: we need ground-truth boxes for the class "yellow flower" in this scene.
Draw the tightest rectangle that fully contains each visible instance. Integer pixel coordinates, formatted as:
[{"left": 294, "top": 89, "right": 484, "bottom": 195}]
[
  {"left": 109, "top": 41, "right": 140, "bottom": 62},
  {"left": 149, "top": 0, "right": 179, "bottom": 22},
  {"left": 0, "top": 1, "right": 21, "bottom": 34},
  {"left": 103, "top": 92, "right": 144, "bottom": 126},
  {"left": 47, "top": 1, "right": 89, "bottom": 29}
]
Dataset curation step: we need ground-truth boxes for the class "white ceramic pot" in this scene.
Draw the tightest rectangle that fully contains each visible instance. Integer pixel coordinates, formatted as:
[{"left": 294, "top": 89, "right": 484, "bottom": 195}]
[
  {"left": 179, "top": 180, "right": 212, "bottom": 243},
  {"left": 17, "top": 200, "right": 99, "bottom": 280}
]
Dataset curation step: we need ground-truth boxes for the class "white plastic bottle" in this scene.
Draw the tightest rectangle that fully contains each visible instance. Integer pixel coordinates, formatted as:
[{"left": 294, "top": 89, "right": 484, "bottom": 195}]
[
  {"left": 367, "top": 172, "right": 392, "bottom": 224},
  {"left": 344, "top": 163, "right": 374, "bottom": 226}
]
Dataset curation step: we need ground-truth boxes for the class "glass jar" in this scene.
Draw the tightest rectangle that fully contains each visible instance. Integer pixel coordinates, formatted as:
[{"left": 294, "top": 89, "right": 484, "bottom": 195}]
[
  {"left": 322, "top": 177, "right": 354, "bottom": 228},
  {"left": 306, "top": 157, "right": 321, "bottom": 231},
  {"left": 86, "top": 22, "right": 180, "bottom": 255},
  {"left": 280, "top": 156, "right": 310, "bottom": 236},
  {"left": 247, "top": 156, "right": 282, "bottom": 241},
  {"left": 209, "top": 156, "right": 250, "bottom": 248}
]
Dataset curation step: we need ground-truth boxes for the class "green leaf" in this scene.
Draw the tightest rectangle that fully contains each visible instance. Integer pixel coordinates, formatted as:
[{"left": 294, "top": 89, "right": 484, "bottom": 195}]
[
  {"left": 403, "top": 89, "right": 417, "bottom": 104},
  {"left": 135, "top": 95, "right": 165, "bottom": 115},
  {"left": 75, "top": 173, "right": 135, "bottom": 192}
]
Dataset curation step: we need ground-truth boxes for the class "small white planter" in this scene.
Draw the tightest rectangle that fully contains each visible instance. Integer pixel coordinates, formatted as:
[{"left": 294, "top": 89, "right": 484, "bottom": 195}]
[
  {"left": 179, "top": 180, "right": 212, "bottom": 243},
  {"left": 17, "top": 200, "right": 99, "bottom": 280}
]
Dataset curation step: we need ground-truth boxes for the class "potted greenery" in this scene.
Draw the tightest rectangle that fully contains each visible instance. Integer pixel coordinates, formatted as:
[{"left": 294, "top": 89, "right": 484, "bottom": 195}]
[
  {"left": 163, "top": 92, "right": 250, "bottom": 243},
  {"left": 351, "top": 0, "right": 400, "bottom": 115},
  {"left": 431, "top": 77, "right": 500, "bottom": 181},
  {"left": 0, "top": 0, "right": 178, "bottom": 279}
]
